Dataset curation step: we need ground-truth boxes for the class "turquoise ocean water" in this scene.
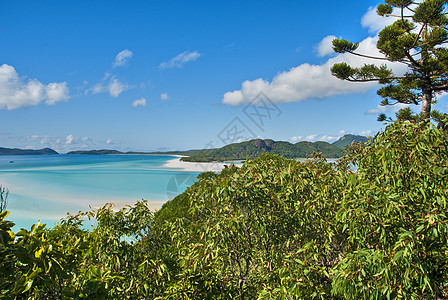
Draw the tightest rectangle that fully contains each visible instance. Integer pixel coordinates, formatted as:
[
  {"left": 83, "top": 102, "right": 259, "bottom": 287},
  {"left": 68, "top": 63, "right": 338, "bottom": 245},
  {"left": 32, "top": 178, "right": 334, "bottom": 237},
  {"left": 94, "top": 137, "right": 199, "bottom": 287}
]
[{"left": 0, "top": 155, "right": 199, "bottom": 230}]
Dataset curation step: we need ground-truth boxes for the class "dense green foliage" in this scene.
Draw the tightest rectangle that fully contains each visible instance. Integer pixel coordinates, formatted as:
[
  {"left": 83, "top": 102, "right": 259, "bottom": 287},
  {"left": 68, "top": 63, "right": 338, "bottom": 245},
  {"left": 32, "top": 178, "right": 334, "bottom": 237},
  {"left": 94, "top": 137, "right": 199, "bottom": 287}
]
[
  {"left": 331, "top": 0, "right": 448, "bottom": 124},
  {"left": 1, "top": 122, "right": 448, "bottom": 299}
]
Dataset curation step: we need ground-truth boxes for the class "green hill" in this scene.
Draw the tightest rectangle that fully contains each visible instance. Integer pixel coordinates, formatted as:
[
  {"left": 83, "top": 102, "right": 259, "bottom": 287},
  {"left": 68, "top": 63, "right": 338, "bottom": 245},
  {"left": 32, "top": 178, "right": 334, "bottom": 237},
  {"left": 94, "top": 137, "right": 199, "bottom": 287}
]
[
  {"left": 0, "top": 147, "right": 58, "bottom": 155},
  {"left": 332, "top": 134, "right": 370, "bottom": 149},
  {"left": 180, "top": 138, "right": 343, "bottom": 162}
]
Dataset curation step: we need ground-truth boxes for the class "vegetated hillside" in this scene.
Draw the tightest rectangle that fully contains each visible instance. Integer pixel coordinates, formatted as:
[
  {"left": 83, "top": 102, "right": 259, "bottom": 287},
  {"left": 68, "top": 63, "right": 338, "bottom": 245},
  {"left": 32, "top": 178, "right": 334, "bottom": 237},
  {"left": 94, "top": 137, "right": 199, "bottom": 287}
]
[
  {"left": 2, "top": 122, "right": 447, "bottom": 299},
  {"left": 0, "top": 147, "right": 58, "bottom": 155},
  {"left": 67, "top": 149, "right": 124, "bottom": 155},
  {"left": 332, "top": 134, "right": 370, "bottom": 149},
  {"left": 180, "top": 138, "right": 344, "bottom": 162}
]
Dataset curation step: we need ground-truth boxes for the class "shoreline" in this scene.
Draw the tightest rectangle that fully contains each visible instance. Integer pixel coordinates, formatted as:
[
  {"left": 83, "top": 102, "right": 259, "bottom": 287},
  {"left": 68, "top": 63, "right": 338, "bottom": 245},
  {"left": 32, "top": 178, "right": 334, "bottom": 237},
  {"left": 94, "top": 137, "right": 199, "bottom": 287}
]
[{"left": 163, "top": 157, "right": 236, "bottom": 172}]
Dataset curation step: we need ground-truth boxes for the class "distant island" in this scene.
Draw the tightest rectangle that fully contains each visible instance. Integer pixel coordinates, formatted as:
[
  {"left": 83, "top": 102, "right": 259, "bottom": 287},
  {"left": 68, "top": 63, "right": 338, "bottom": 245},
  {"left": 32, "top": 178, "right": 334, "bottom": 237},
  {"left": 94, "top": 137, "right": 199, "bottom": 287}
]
[
  {"left": 1, "top": 134, "right": 369, "bottom": 160},
  {"left": 0, "top": 147, "right": 58, "bottom": 155},
  {"left": 67, "top": 149, "right": 124, "bottom": 155},
  {"left": 176, "top": 134, "right": 369, "bottom": 162}
]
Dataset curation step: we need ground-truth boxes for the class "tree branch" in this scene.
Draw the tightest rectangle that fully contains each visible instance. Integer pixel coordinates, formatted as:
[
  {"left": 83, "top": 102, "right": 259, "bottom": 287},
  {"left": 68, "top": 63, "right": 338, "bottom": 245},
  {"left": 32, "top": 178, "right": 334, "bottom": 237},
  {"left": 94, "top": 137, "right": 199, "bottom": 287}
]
[
  {"left": 432, "top": 83, "right": 448, "bottom": 91},
  {"left": 412, "top": 22, "right": 425, "bottom": 49},
  {"left": 345, "top": 51, "right": 389, "bottom": 61},
  {"left": 345, "top": 76, "right": 408, "bottom": 82},
  {"left": 383, "top": 14, "right": 413, "bottom": 18}
]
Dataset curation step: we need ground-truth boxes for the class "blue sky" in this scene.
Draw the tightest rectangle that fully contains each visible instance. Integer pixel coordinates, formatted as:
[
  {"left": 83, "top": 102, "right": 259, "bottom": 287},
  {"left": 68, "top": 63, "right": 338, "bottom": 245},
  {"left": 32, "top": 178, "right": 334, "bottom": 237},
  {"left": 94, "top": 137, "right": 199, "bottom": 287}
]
[{"left": 1, "top": 0, "right": 447, "bottom": 153}]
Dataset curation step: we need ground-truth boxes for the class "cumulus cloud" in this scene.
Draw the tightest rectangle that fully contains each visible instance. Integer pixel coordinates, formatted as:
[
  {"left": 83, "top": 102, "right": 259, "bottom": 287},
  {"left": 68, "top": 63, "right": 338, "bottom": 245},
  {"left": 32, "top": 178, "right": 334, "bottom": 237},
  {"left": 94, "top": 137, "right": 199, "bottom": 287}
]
[
  {"left": 0, "top": 64, "right": 69, "bottom": 110},
  {"left": 290, "top": 134, "right": 319, "bottom": 143},
  {"left": 16, "top": 134, "right": 117, "bottom": 153},
  {"left": 113, "top": 49, "right": 133, "bottom": 67},
  {"left": 360, "top": 6, "right": 397, "bottom": 33},
  {"left": 40, "top": 136, "right": 50, "bottom": 145},
  {"left": 316, "top": 35, "right": 337, "bottom": 57},
  {"left": 65, "top": 134, "right": 77, "bottom": 145},
  {"left": 361, "top": 4, "right": 425, "bottom": 34},
  {"left": 289, "top": 136, "right": 303, "bottom": 143},
  {"left": 360, "top": 130, "right": 373, "bottom": 136},
  {"left": 132, "top": 98, "right": 146, "bottom": 107},
  {"left": 319, "top": 135, "right": 342, "bottom": 143},
  {"left": 88, "top": 73, "right": 128, "bottom": 98},
  {"left": 159, "top": 51, "right": 201, "bottom": 69},
  {"left": 290, "top": 130, "right": 371, "bottom": 144},
  {"left": 108, "top": 78, "right": 127, "bottom": 97},
  {"left": 222, "top": 33, "right": 407, "bottom": 106},
  {"left": 365, "top": 102, "right": 411, "bottom": 115},
  {"left": 160, "top": 93, "right": 169, "bottom": 100},
  {"left": 221, "top": 4, "right": 422, "bottom": 107}
]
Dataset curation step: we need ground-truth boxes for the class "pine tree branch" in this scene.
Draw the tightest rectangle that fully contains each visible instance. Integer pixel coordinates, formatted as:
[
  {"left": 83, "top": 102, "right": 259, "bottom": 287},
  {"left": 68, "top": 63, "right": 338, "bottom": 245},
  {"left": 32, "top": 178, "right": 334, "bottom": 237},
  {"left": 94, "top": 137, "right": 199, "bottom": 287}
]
[
  {"left": 412, "top": 22, "right": 425, "bottom": 49},
  {"left": 345, "top": 77, "right": 401, "bottom": 82},
  {"left": 432, "top": 82, "right": 448, "bottom": 91},
  {"left": 345, "top": 51, "right": 389, "bottom": 61},
  {"left": 383, "top": 14, "right": 413, "bottom": 18}
]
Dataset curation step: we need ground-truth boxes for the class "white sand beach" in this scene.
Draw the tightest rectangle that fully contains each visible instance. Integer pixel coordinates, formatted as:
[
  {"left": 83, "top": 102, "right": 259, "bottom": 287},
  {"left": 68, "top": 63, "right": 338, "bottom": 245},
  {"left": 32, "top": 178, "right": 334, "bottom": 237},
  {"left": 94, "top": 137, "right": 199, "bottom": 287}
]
[{"left": 163, "top": 156, "right": 240, "bottom": 172}]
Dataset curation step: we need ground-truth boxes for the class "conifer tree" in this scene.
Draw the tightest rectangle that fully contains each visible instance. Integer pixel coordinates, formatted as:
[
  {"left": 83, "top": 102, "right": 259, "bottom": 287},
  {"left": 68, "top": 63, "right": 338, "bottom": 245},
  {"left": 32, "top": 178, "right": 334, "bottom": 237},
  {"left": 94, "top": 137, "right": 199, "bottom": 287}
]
[{"left": 331, "top": 0, "right": 448, "bottom": 125}]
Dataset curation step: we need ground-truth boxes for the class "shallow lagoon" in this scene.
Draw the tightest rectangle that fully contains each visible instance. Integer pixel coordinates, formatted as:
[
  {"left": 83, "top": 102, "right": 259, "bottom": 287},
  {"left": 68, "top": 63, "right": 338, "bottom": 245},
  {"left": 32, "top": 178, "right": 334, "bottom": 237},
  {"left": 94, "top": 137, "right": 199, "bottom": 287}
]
[{"left": 0, "top": 155, "right": 199, "bottom": 229}]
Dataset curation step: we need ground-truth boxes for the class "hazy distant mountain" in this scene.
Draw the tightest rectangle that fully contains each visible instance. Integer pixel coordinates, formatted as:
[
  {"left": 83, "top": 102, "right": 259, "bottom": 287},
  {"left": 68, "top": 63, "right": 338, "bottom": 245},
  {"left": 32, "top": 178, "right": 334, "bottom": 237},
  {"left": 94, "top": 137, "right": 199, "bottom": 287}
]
[
  {"left": 332, "top": 134, "right": 370, "bottom": 149},
  {"left": 0, "top": 147, "right": 58, "bottom": 155},
  {"left": 67, "top": 149, "right": 124, "bottom": 155}
]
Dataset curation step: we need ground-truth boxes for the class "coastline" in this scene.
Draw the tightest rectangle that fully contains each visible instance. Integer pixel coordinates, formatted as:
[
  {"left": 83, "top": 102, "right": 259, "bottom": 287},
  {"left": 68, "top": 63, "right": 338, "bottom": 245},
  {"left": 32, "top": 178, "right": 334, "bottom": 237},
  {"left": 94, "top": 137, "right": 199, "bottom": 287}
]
[{"left": 163, "top": 156, "right": 236, "bottom": 172}]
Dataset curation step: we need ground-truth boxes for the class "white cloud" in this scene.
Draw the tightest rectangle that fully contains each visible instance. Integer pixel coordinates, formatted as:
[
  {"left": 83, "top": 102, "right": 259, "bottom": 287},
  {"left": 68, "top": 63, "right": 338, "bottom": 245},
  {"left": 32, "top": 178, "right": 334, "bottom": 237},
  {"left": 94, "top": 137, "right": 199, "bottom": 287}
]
[
  {"left": 290, "top": 134, "right": 320, "bottom": 143},
  {"left": 108, "top": 77, "right": 127, "bottom": 97},
  {"left": 316, "top": 35, "right": 337, "bottom": 57},
  {"left": 132, "top": 98, "right": 146, "bottom": 107},
  {"left": 305, "top": 134, "right": 319, "bottom": 142},
  {"left": 361, "top": 6, "right": 397, "bottom": 33},
  {"left": 160, "top": 93, "right": 169, "bottom": 100},
  {"left": 289, "top": 136, "right": 303, "bottom": 143},
  {"left": 113, "top": 49, "right": 133, "bottom": 67},
  {"left": 360, "top": 130, "right": 373, "bottom": 136},
  {"left": 0, "top": 64, "right": 69, "bottom": 110},
  {"left": 40, "top": 136, "right": 50, "bottom": 145},
  {"left": 45, "top": 82, "right": 69, "bottom": 105},
  {"left": 319, "top": 135, "right": 341, "bottom": 143},
  {"left": 365, "top": 103, "right": 411, "bottom": 115},
  {"left": 65, "top": 134, "right": 77, "bottom": 145},
  {"left": 361, "top": 4, "right": 423, "bottom": 33},
  {"left": 18, "top": 134, "right": 116, "bottom": 153},
  {"left": 159, "top": 51, "right": 201, "bottom": 69},
  {"left": 289, "top": 133, "right": 349, "bottom": 144},
  {"left": 222, "top": 34, "right": 407, "bottom": 106},
  {"left": 88, "top": 73, "right": 128, "bottom": 98}
]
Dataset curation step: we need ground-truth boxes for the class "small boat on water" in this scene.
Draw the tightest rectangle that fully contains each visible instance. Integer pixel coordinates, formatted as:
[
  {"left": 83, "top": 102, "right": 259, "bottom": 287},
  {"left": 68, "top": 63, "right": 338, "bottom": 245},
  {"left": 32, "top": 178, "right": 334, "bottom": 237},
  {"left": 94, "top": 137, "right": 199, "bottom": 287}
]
[{"left": 8, "top": 161, "right": 14, "bottom": 163}]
